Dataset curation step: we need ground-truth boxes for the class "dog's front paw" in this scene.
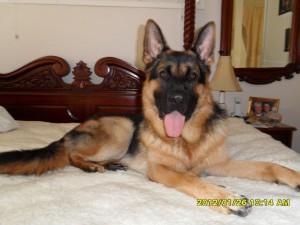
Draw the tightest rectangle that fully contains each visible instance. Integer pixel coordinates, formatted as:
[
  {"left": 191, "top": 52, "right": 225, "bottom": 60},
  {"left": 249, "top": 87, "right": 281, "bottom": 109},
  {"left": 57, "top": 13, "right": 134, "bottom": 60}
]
[
  {"left": 229, "top": 194, "right": 252, "bottom": 217},
  {"left": 205, "top": 189, "right": 252, "bottom": 217}
]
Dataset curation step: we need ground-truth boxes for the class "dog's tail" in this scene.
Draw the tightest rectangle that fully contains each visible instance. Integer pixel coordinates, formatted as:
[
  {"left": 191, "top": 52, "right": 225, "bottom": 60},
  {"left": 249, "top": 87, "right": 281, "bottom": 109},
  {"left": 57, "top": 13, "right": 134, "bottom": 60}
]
[{"left": 0, "top": 139, "right": 69, "bottom": 175}]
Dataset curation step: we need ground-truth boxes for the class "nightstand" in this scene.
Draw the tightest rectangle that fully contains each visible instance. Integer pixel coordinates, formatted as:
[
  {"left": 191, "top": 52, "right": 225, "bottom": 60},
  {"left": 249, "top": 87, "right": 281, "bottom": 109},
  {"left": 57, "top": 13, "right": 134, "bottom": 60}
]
[{"left": 256, "top": 124, "right": 297, "bottom": 148}]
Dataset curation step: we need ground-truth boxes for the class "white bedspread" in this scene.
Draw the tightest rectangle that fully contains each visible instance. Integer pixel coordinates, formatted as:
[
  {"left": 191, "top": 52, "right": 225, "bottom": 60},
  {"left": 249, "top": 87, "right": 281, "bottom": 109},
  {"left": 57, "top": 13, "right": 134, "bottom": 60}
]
[{"left": 0, "top": 118, "right": 299, "bottom": 225}]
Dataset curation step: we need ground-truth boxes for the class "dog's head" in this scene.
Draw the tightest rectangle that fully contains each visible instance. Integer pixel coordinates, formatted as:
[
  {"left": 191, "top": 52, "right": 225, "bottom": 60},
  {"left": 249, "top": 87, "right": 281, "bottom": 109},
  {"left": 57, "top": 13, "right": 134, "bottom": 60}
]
[{"left": 142, "top": 20, "right": 217, "bottom": 138}]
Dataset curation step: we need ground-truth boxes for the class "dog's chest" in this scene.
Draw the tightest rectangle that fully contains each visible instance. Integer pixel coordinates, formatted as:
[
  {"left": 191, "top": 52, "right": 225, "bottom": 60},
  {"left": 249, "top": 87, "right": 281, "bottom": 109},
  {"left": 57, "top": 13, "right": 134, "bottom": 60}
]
[{"left": 143, "top": 132, "right": 211, "bottom": 171}]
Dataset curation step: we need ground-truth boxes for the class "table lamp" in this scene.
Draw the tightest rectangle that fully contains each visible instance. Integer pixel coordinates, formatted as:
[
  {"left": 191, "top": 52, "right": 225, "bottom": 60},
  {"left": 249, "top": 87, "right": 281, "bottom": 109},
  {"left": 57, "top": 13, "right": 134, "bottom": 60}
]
[{"left": 210, "top": 56, "right": 242, "bottom": 110}]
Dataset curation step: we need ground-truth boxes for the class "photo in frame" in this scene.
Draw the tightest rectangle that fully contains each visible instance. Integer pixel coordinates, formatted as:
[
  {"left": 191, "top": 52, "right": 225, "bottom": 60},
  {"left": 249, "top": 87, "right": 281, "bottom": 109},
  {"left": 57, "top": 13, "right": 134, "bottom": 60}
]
[
  {"left": 279, "top": 0, "right": 292, "bottom": 15},
  {"left": 247, "top": 96, "right": 280, "bottom": 119}
]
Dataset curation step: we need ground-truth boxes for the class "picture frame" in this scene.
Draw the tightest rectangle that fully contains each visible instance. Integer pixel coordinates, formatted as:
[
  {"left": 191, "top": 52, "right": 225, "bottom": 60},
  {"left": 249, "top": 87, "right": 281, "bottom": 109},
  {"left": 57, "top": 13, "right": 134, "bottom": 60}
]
[
  {"left": 279, "top": 0, "right": 292, "bottom": 15},
  {"left": 284, "top": 28, "right": 291, "bottom": 52},
  {"left": 247, "top": 96, "right": 280, "bottom": 119}
]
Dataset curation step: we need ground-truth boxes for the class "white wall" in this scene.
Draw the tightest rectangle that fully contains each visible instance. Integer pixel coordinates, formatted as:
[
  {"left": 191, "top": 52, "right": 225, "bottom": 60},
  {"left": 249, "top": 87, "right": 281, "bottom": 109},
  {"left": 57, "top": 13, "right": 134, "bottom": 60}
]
[{"left": 1, "top": 0, "right": 300, "bottom": 152}]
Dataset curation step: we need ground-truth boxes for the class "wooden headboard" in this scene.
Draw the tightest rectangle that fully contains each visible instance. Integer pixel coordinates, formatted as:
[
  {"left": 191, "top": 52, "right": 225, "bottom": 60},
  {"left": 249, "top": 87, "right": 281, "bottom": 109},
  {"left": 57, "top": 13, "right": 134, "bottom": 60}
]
[{"left": 0, "top": 56, "right": 145, "bottom": 122}]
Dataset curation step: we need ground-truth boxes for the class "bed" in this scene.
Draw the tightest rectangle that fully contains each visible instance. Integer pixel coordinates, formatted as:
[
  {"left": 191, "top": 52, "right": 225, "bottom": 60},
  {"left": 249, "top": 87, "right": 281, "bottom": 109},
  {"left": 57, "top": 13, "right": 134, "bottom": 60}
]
[{"left": 1, "top": 56, "right": 300, "bottom": 225}]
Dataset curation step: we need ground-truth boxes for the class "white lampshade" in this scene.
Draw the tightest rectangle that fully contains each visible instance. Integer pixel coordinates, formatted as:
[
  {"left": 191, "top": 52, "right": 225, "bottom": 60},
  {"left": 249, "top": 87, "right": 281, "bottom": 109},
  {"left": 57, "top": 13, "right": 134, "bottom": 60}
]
[{"left": 210, "top": 56, "right": 242, "bottom": 92}]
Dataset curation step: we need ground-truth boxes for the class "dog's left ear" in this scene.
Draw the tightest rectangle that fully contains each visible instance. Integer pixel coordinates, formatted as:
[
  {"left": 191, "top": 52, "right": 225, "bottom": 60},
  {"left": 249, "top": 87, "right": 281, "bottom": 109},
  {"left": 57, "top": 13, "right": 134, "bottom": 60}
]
[
  {"left": 193, "top": 22, "right": 216, "bottom": 66},
  {"left": 143, "top": 19, "right": 169, "bottom": 65}
]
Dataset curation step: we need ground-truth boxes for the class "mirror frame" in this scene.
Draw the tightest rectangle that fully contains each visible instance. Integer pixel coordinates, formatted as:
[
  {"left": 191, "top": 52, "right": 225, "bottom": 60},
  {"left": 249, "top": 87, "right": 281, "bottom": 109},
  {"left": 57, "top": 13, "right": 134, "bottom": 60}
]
[{"left": 220, "top": 0, "right": 300, "bottom": 84}]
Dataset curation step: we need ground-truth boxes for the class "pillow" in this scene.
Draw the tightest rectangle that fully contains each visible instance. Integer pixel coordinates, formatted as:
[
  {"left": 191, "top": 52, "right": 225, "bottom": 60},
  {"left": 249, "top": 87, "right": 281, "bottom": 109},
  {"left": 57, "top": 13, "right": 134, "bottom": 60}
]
[{"left": 0, "top": 106, "right": 20, "bottom": 132}]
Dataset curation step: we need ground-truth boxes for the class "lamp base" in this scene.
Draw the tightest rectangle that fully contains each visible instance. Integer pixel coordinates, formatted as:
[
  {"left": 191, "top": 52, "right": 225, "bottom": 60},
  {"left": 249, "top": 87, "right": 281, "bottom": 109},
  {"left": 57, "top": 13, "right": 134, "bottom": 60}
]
[
  {"left": 218, "top": 91, "right": 227, "bottom": 111},
  {"left": 218, "top": 91, "right": 226, "bottom": 110},
  {"left": 218, "top": 102, "right": 226, "bottom": 110}
]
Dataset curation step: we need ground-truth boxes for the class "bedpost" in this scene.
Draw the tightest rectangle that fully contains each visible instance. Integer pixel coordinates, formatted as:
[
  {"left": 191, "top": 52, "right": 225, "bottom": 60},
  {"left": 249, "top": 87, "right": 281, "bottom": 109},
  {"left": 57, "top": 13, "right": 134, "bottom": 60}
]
[{"left": 183, "top": 0, "right": 196, "bottom": 50}]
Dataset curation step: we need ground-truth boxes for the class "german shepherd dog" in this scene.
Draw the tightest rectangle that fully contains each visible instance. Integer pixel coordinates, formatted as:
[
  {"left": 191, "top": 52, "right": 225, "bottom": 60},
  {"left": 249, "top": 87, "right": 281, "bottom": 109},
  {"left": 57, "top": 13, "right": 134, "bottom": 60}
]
[{"left": 1, "top": 20, "right": 300, "bottom": 217}]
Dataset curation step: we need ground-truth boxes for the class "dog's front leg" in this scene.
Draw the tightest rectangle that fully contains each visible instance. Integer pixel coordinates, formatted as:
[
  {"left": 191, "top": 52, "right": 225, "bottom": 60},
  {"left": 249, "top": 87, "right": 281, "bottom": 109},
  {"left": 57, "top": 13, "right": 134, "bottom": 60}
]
[
  {"left": 206, "top": 159, "right": 300, "bottom": 191},
  {"left": 147, "top": 163, "right": 252, "bottom": 216}
]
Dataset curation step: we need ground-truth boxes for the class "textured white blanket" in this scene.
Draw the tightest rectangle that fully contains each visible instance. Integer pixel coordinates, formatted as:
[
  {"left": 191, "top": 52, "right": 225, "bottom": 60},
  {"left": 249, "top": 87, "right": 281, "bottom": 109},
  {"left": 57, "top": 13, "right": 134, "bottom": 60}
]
[{"left": 0, "top": 118, "right": 299, "bottom": 225}]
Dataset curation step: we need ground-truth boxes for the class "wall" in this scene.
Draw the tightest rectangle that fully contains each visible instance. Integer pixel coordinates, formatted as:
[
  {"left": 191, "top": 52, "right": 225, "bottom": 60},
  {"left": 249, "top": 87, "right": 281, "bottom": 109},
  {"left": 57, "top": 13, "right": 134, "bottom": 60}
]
[{"left": 1, "top": 0, "right": 300, "bottom": 152}]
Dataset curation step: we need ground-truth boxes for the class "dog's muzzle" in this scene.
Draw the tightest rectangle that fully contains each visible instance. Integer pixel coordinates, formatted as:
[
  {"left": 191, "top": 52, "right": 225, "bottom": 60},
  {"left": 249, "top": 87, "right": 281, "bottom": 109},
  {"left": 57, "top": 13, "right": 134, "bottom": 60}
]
[
  {"left": 167, "top": 90, "right": 188, "bottom": 115},
  {"left": 163, "top": 90, "right": 189, "bottom": 138}
]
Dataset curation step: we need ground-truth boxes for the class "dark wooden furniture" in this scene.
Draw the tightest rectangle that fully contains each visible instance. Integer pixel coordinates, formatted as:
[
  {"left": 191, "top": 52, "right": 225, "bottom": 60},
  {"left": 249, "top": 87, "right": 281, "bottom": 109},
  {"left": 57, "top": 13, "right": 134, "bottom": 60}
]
[
  {"left": 0, "top": 56, "right": 145, "bottom": 123},
  {"left": 256, "top": 124, "right": 297, "bottom": 148},
  {"left": 220, "top": 0, "right": 300, "bottom": 84}
]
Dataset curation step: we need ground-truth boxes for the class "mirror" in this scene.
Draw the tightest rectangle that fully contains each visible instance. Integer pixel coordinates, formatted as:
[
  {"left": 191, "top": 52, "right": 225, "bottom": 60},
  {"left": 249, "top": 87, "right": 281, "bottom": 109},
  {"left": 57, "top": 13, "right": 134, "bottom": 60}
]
[
  {"left": 231, "top": 0, "right": 292, "bottom": 68},
  {"left": 220, "top": 0, "right": 300, "bottom": 84}
]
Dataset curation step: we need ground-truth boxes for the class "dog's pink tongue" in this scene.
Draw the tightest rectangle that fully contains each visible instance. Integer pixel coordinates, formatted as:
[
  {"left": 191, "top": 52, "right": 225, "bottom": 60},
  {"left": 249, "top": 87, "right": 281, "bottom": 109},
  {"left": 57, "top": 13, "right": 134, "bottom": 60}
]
[{"left": 164, "top": 111, "right": 186, "bottom": 138}]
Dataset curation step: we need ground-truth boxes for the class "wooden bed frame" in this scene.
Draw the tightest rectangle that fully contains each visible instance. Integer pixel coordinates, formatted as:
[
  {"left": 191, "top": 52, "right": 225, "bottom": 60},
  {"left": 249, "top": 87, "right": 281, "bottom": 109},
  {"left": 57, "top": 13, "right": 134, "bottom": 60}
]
[{"left": 0, "top": 56, "right": 145, "bottom": 122}]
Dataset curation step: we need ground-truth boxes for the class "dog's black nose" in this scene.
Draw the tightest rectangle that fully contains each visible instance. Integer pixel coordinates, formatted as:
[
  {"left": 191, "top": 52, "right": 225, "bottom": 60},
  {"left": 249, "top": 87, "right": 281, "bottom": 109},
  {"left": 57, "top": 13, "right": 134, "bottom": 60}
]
[{"left": 169, "top": 94, "right": 184, "bottom": 105}]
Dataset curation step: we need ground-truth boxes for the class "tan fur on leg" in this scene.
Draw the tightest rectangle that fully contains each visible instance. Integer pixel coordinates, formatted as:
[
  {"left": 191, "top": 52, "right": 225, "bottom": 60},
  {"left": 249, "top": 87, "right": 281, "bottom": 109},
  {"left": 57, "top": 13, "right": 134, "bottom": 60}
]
[
  {"left": 148, "top": 163, "right": 252, "bottom": 216},
  {"left": 206, "top": 159, "right": 300, "bottom": 190}
]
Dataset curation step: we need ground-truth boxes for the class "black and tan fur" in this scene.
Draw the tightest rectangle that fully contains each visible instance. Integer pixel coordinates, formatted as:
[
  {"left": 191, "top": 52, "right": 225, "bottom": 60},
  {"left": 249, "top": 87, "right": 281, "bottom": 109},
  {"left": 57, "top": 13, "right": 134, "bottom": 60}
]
[{"left": 1, "top": 20, "right": 300, "bottom": 217}]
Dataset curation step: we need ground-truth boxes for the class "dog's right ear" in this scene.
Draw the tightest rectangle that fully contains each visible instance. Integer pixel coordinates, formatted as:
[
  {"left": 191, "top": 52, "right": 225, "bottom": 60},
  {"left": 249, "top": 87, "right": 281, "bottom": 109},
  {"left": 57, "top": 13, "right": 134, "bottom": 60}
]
[
  {"left": 192, "top": 22, "right": 216, "bottom": 66},
  {"left": 143, "top": 19, "right": 169, "bottom": 65}
]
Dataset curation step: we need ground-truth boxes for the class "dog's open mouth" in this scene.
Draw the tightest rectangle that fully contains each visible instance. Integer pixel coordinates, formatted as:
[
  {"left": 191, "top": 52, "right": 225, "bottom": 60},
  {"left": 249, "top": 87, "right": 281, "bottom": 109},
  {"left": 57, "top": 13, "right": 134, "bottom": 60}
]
[{"left": 164, "top": 111, "right": 186, "bottom": 138}]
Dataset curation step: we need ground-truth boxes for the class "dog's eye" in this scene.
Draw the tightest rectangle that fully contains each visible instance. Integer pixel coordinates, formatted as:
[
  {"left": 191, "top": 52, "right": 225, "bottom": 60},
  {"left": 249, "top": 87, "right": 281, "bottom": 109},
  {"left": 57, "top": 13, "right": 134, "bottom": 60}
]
[
  {"left": 159, "top": 71, "right": 169, "bottom": 80},
  {"left": 189, "top": 72, "right": 198, "bottom": 80}
]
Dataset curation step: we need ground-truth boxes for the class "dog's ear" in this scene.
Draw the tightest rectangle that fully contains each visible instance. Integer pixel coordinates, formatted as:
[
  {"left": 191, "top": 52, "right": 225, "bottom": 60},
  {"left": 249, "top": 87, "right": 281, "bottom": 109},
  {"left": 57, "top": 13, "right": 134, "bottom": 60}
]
[
  {"left": 143, "top": 19, "right": 169, "bottom": 65},
  {"left": 193, "top": 22, "right": 216, "bottom": 66}
]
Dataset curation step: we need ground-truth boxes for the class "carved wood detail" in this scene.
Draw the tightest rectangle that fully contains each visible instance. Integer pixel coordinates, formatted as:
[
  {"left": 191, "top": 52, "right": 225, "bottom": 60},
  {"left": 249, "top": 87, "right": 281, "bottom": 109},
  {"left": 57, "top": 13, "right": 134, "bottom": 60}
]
[
  {"left": 100, "top": 71, "right": 142, "bottom": 90},
  {"left": 71, "top": 61, "right": 93, "bottom": 89},
  {"left": 0, "top": 56, "right": 145, "bottom": 122},
  {"left": 0, "top": 70, "right": 66, "bottom": 89},
  {"left": 0, "top": 56, "right": 146, "bottom": 92},
  {"left": 0, "top": 56, "right": 70, "bottom": 90},
  {"left": 94, "top": 57, "right": 145, "bottom": 91}
]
